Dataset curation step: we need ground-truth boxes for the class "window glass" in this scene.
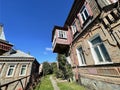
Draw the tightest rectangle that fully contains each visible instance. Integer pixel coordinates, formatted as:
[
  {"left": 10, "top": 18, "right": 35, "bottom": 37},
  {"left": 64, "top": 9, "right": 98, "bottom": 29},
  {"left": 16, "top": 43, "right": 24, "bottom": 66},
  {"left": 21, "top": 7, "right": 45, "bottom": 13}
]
[
  {"left": 81, "top": 6, "right": 89, "bottom": 22},
  {"left": 94, "top": 46, "right": 103, "bottom": 62},
  {"left": 77, "top": 47, "right": 86, "bottom": 65},
  {"left": 20, "top": 65, "right": 27, "bottom": 75},
  {"left": 58, "top": 30, "right": 67, "bottom": 39},
  {"left": 71, "top": 22, "right": 77, "bottom": 35},
  {"left": 99, "top": 44, "right": 111, "bottom": 62},
  {"left": 91, "top": 37, "right": 101, "bottom": 45},
  {"left": 91, "top": 36, "right": 111, "bottom": 63},
  {"left": 7, "top": 65, "right": 15, "bottom": 76},
  {"left": 84, "top": 9, "right": 89, "bottom": 19}
]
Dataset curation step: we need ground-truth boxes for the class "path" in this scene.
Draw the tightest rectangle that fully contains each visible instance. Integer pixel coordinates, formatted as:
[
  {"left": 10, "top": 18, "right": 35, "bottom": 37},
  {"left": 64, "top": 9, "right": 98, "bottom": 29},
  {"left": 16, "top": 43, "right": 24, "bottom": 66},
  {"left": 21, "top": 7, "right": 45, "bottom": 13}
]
[{"left": 50, "top": 76, "right": 60, "bottom": 90}]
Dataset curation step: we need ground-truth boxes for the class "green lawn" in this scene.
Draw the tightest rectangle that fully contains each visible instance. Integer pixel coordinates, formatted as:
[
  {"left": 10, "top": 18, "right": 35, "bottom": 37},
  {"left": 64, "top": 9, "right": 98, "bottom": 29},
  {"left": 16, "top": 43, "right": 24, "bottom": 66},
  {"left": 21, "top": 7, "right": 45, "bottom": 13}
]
[
  {"left": 35, "top": 75, "right": 86, "bottom": 90},
  {"left": 57, "top": 81, "right": 86, "bottom": 90},
  {"left": 35, "top": 75, "right": 53, "bottom": 90}
]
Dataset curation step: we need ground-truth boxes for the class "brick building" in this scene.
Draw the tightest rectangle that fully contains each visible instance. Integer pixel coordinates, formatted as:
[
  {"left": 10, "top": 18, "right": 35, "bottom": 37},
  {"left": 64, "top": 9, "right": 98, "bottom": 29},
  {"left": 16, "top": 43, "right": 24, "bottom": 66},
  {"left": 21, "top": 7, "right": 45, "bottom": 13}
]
[{"left": 52, "top": 0, "right": 120, "bottom": 90}]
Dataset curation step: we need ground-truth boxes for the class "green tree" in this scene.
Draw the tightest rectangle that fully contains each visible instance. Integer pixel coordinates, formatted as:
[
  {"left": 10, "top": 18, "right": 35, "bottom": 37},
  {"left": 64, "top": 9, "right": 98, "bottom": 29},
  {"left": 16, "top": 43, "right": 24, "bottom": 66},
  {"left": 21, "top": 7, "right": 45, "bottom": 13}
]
[
  {"left": 42, "top": 62, "right": 52, "bottom": 76},
  {"left": 51, "top": 62, "right": 57, "bottom": 74},
  {"left": 56, "top": 54, "right": 73, "bottom": 80}
]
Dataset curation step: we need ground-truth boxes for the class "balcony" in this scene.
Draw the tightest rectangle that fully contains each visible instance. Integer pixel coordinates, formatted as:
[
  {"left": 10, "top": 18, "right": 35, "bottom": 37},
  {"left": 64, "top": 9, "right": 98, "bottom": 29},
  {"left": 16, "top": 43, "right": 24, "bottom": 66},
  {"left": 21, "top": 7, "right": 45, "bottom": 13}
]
[{"left": 52, "top": 26, "right": 72, "bottom": 53}]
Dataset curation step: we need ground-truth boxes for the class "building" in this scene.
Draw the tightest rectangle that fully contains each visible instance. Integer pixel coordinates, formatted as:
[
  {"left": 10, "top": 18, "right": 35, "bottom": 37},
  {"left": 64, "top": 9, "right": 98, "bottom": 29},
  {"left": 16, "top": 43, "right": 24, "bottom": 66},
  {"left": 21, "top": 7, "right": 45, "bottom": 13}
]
[
  {"left": 52, "top": 0, "right": 120, "bottom": 90},
  {"left": 0, "top": 24, "right": 40, "bottom": 90}
]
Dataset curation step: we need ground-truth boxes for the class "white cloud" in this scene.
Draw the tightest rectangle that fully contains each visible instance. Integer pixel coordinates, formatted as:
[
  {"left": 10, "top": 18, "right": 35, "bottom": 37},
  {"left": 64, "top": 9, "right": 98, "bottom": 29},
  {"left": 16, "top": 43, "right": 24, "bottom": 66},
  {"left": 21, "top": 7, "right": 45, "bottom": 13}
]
[{"left": 45, "top": 47, "right": 52, "bottom": 51}]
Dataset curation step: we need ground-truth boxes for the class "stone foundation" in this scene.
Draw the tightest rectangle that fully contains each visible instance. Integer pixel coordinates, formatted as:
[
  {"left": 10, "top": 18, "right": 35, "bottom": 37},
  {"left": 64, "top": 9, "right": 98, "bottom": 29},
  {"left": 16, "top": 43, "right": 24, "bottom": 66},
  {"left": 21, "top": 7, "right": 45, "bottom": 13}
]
[{"left": 80, "top": 76, "right": 120, "bottom": 90}]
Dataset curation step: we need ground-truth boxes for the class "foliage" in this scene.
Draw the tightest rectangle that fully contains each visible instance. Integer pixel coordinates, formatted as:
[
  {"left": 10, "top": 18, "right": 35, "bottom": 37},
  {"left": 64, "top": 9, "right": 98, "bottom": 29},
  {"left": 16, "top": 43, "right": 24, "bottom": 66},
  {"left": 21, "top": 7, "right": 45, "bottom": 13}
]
[
  {"left": 55, "top": 69, "right": 64, "bottom": 78},
  {"left": 42, "top": 62, "right": 52, "bottom": 76},
  {"left": 35, "top": 75, "right": 53, "bottom": 90},
  {"left": 51, "top": 62, "right": 57, "bottom": 74},
  {"left": 56, "top": 54, "right": 73, "bottom": 80},
  {"left": 57, "top": 81, "right": 86, "bottom": 90}
]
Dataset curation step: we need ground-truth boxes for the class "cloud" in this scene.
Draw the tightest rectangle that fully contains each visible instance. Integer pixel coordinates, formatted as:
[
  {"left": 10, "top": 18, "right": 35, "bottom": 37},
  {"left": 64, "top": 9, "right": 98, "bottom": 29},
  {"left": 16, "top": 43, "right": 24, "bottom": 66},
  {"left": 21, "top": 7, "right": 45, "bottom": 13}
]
[{"left": 45, "top": 47, "right": 52, "bottom": 51}]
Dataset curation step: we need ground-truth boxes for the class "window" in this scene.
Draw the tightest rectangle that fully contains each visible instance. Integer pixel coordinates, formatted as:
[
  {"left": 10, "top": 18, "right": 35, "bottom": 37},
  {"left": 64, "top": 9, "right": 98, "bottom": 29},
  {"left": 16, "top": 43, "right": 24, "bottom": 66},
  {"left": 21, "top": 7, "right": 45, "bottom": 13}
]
[
  {"left": 58, "top": 30, "right": 67, "bottom": 39},
  {"left": 6, "top": 65, "right": 16, "bottom": 77},
  {"left": 20, "top": 65, "right": 27, "bottom": 76},
  {"left": 71, "top": 22, "right": 77, "bottom": 35},
  {"left": 77, "top": 3, "right": 93, "bottom": 27},
  {"left": 76, "top": 46, "right": 86, "bottom": 66},
  {"left": 89, "top": 35, "right": 111, "bottom": 64},
  {"left": 81, "top": 6, "right": 89, "bottom": 22}
]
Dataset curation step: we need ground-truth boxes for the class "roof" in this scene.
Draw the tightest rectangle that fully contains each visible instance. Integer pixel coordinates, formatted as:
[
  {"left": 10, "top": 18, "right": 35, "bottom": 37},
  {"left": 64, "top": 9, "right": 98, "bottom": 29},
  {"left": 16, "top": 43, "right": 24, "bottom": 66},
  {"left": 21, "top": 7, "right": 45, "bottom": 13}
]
[
  {"left": 64, "top": 0, "right": 85, "bottom": 27},
  {"left": 0, "top": 50, "right": 34, "bottom": 58}
]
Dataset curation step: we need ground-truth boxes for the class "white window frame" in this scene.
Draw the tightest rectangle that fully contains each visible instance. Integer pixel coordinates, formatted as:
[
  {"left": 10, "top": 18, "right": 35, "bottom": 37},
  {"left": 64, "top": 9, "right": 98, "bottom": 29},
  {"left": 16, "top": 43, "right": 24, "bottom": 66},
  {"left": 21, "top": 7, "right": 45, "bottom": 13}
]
[
  {"left": 19, "top": 64, "right": 27, "bottom": 76},
  {"left": 58, "top": 30, "right": 67, "bottom": 39},
  {"left": 6, "top": 65, "right": 16, "bottom": 77},
  {"left": 76, "top": 46, "right": 86, "bottom": 66},
  {"left": 71, "top": 22, "right": 77, "bottom": 35},
  {"left": 88, "top": 35, "right": 112, "bottom": 65},
  {"left": 80, "top": 6, "right": 89, "bottom": 22}
]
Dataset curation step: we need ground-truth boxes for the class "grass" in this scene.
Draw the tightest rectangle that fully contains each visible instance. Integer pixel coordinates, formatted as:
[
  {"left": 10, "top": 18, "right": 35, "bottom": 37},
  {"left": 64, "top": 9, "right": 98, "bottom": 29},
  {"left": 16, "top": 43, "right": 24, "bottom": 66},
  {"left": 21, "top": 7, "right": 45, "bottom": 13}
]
[
  {"left": 35, "top": 75, "right": 53, "bottom": 90},
  {"left": 35, "top": 74, "right": 86, "bottom": 90},
  {"left": 57, "top": 81, "right": 86, "bottom": 90}
]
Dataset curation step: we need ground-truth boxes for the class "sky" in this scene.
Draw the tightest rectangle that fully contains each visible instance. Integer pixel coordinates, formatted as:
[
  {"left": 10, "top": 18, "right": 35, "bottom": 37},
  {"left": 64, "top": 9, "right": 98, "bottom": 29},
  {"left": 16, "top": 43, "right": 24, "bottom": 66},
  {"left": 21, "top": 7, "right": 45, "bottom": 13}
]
[{"left": 0, "top": 0, "right": 74, "bottom": 63}]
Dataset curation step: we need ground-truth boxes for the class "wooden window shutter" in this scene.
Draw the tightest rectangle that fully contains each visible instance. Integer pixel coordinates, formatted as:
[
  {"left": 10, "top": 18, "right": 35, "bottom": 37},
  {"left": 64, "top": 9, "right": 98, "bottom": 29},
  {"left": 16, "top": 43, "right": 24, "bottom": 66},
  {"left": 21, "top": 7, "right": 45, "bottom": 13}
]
[
  {"left": 85, "top": 2, "right": 93, "bottom": 17},
  {"left": 77, "top": 13, "right": 84, "bottom": 27}
]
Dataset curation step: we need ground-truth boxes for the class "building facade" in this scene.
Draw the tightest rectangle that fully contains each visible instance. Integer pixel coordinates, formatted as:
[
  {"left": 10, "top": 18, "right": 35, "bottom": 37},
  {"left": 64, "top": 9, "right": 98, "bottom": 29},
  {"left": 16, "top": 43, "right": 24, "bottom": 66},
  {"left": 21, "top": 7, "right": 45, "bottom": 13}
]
[
  {"left": 52, "top": 0, "right": 120, "bottom": 90},
  {"left": 0, "top": 24, "right": 40, "bottom": 90}
]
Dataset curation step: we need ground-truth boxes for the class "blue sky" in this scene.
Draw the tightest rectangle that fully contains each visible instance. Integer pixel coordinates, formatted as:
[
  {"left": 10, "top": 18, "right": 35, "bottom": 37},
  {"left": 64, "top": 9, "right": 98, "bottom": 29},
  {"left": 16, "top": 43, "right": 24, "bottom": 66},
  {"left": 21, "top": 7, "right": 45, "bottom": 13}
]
[{"left": 0, "top": 0, "right": 74, "bottom": 63}]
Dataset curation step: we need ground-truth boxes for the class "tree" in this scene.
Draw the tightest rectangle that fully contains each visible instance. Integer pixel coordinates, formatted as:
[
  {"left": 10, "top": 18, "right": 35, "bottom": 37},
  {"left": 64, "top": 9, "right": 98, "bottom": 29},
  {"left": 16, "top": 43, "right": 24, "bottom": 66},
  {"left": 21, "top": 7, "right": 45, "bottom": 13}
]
[
  {"left": 51, "top": 62, "right": 57, "bottom": 74},
  {"left": 42, "top": 62, "right": 52, "bottom": 76},
  {"left": 56, "top": 54, "right": 73, "bottom": 80}
]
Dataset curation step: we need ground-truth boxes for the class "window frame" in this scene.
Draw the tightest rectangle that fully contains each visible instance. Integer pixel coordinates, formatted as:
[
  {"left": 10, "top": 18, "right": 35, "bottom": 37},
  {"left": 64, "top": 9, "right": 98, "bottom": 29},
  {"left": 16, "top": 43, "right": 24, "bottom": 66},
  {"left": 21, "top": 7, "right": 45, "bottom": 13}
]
[
  {"left": 80, "top": 5, "right": 89, "bottom": 22},
  {"left": 6, "top": 64, "right": 16, "bottom": 77},
  {"left": 88, "top": 34, "right": 112, "bottom": 65},
  {"left": 19, "top": 64, "right": 27, "bottom": 76},
  {"left": 58, "top": 30, "right": 67, "bottom": 39},
  {"left": 76, "top": 46, "right": 86, "bottom": 66},
  {"left": 71, "top": 21, "right": 78, "bottom": 35}
]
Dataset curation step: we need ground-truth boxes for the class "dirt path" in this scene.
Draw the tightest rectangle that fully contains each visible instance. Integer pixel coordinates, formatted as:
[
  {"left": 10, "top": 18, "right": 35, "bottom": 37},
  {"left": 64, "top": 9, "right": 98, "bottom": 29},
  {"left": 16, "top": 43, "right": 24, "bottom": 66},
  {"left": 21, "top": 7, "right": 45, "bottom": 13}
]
[{"left": 50, "top": 76, "right": 60, "bottom": 90}]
